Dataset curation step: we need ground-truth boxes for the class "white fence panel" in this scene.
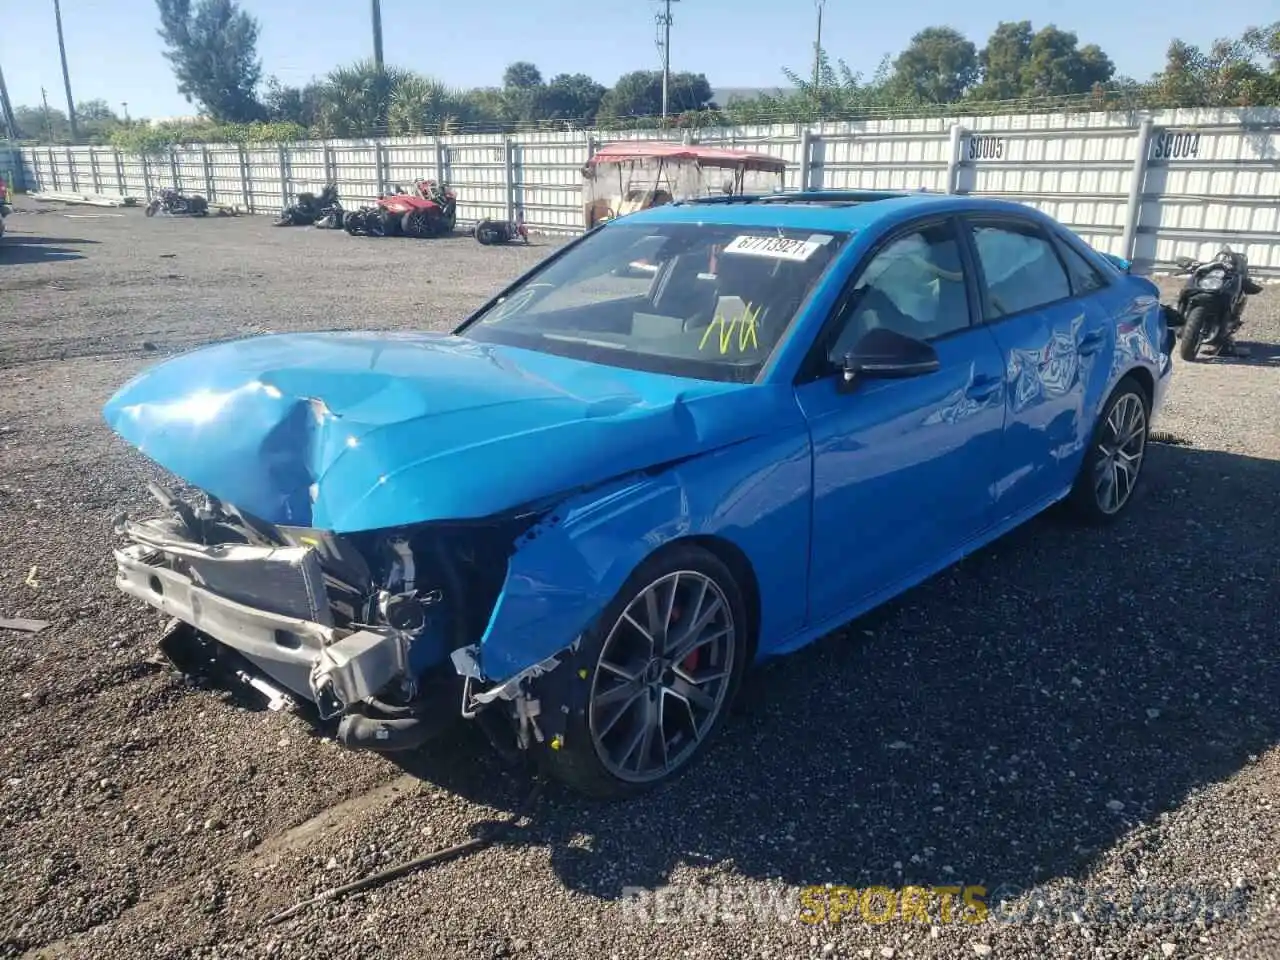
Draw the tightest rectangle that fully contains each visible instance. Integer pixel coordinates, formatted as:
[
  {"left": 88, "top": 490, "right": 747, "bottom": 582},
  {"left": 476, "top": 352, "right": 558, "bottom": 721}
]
[
  {"left": 14, "top": 107, "right": 1280, "bottom": 275},
  {"left": 442, "top": 138, "right": 509, "bottom": 224},
  {"left": 517, "top": 135, "right": 588, "bottom": 234}
]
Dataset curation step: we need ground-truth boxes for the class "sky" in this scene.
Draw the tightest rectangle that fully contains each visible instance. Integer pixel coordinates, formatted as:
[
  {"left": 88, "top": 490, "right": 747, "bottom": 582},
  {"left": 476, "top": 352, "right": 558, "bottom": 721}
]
[{"left": 2, "top": 0, "right": 1277, "bottom": 119}]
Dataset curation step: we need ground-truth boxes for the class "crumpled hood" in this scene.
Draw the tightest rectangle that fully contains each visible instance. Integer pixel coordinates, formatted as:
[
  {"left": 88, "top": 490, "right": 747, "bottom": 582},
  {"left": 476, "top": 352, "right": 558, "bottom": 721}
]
[{"left": 103, "top": 331, "right": 764, "bottom": 532}]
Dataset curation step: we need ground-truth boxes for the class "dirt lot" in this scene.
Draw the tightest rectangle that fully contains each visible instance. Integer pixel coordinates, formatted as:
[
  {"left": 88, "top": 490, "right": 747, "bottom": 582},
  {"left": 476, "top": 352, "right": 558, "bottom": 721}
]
[{"left": 1, "top": 201, "right": 1279, "bottom": 960}]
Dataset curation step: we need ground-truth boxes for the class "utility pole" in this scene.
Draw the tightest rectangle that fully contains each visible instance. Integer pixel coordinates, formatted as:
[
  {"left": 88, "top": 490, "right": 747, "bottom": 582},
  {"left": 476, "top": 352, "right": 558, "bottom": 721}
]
[
  {"left": 53, "top": 0, "right": 79, "bottom": 142},
  {"left": 655, "top": 0, "right": 679, "bottom": 127},
  {"left": 813, "top": 0, "right": 826, "bottom": 91},
  {"left": 122, "top": 101, "right": 129, "bottom": 123},
  {"left": 0, "top": 59, "right": 17, "bottom": 141},
  {"left": 371, "top": 0, "right": 384, "bottom": 71},
  {"left": 41, "top": 87, "right": 53, "bottom": 141}
]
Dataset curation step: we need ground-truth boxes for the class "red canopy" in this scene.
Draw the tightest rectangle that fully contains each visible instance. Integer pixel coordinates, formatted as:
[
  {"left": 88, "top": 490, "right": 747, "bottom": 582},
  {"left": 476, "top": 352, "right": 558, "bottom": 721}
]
[{"left": 586, "top": 140, "right": 787, "bottom": 173}]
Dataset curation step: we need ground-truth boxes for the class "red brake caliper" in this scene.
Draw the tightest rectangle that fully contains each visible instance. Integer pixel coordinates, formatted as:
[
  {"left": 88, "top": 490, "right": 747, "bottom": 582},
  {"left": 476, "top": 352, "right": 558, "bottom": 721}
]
[{"left": 671, "top": 606, "right": 700, "bottom": 672}]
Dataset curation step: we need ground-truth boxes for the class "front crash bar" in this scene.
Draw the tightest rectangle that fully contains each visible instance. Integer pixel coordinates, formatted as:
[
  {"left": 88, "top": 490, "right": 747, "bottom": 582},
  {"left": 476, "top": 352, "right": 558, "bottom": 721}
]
[{"left": 114, "top": 537, "right": 408, "bottom": 716}]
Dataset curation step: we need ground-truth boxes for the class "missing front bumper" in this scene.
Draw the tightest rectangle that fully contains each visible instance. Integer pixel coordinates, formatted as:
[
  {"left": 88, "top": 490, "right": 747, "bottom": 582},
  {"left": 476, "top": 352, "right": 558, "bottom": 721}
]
[{"left": 114, "top": 521, "right": 410, "bottom": 715}]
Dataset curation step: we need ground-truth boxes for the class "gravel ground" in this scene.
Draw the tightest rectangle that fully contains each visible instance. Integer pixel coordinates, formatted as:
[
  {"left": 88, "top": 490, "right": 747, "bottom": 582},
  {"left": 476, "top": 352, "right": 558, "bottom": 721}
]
[{"left": 1, "top": 201, "right": 1278, "bottom": 960}]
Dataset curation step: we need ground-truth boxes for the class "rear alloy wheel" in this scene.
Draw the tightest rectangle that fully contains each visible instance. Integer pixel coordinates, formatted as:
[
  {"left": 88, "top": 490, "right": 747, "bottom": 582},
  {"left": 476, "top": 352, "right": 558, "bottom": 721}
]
[
  {"left": 543, "top": 545, "right": 748, "bottom": 799},
  {"left": 1066, "top": 378, "right": 1150, "bottom": 524}
]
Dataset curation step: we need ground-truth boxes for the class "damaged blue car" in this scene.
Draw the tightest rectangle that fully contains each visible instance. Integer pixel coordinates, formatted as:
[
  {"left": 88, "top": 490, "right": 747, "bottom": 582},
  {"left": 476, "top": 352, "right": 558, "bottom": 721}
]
[{"left": 105, "top": 190, "right": 1175, "bottom": 798}]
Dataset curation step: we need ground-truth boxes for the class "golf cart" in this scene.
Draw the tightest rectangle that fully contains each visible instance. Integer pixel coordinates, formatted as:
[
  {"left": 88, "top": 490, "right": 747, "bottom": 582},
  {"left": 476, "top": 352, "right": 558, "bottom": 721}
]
[{"left": 582, "top": 141, "right": 787, "bottom": 229}]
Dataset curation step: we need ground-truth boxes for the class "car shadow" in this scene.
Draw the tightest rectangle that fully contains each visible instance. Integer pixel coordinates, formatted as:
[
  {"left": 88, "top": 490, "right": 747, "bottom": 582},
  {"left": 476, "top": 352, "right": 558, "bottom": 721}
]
[
  {"left": 392, "top": 440, "right": 1280, "bottom": 902},
  {"left": 1, "top": 234, "right": 98, "bottom": 264}
]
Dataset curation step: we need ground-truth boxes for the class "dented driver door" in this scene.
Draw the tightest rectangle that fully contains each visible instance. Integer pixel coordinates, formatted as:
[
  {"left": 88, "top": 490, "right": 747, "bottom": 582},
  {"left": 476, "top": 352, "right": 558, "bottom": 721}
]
[{"left": 793, "top": 218, "right": 1008, "bottom": 627}]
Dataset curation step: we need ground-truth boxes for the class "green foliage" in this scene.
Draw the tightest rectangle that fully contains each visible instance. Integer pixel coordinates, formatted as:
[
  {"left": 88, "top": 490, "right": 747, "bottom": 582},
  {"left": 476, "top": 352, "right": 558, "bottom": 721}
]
[
  {"left": 19, "top": 18, "right": 1280, "bottom": 150},
  {"left": 262, "top": 78, "right": 323, "bottom": 128},
  {"left": 890, "top": 27, "right": 979, "bottom": 103},
  {"left": 155, "top": 0, "right": 264, "bottom": 122},
  {"left": 109, "top": 119, "right": 306, "bottom": 154},
  {"left": 11, "top": 101, "right": 129, "bottom": 144},
  {"left": 597, "top": 71, "right": 715, "bottom": 122},
  {"left": 1147, "top": 23, "right": 1280, "bottom": 106}
]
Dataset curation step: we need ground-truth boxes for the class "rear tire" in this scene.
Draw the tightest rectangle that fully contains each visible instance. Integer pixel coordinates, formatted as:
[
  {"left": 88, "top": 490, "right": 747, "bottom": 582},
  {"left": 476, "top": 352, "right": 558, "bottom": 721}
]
[
  {"left": 1179, "top": 305, "right": 1212, "bottom": 362},
  {"left": 1065, "top": 377, "right": 1151, "bottom": 526},
  {"left": 540, "top": 543, "right": 750, "bottom": 800}
]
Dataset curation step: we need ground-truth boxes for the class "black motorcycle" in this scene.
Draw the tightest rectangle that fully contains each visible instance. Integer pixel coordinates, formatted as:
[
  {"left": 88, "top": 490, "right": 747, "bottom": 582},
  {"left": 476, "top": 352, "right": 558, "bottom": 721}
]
[
  {"left": 275, "top": 184, "right": 342, "bottom": 227},
  {"left": 1170, "top": 247, "right": 1262, "bottom": 361},
  {"left": 144, "top": 188, "right": 209, "bottom": 217},
  {"left": 474, "top": 216, "right": 528, "bottom": 245}
]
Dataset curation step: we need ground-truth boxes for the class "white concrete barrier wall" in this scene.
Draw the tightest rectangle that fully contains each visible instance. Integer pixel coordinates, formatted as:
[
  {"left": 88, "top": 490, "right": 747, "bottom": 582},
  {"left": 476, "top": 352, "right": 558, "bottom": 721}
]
[{"left": 15, "top": 107, "right": 1280, "bottom": 276}]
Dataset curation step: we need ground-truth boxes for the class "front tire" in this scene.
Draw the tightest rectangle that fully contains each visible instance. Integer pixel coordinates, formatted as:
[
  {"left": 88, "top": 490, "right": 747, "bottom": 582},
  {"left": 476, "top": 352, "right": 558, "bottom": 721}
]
[
  {"left": 1179, "top": 304, "right": 1212, "bottom": 362},
  {"left": 1065, "top": 377, "right": 1151, "bottom": 525},
  {"left": 542, "top": 543, "right": 749, "bottom": 800}
]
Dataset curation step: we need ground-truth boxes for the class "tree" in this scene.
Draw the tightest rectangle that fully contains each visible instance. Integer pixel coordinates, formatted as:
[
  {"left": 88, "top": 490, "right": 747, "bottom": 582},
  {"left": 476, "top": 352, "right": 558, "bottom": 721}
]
[
  {"left": 1149, "top": 23, "right": 1280, "bottom": 107},
  {"left": 973, "top": 21, "right": 1034, "bottom": 101},
  {"left": 501, "top": 62, "right": 547, "bottom": 124},
  {"left": 314, "top": 60, "right": 406, "bottom": 135},
  {"left": 1020, "top": 26, "right": 1114, "bottom": 97},
  {"left": 891, "top": 27, "right": 977, "bottom": 103},
  {"left": 262, "top": 77, "right": 322, "bottom": 127},
  {"left": 388, "top": 74, "right": 470, "bottom": 134},
  {"left": 598, "top": 70, "right": 714, "bottom": 120},
  {"left": 543, "top": 74, "right": 606, "bottom": 123},
  {"left": 502, "top": 62, "right": 544, "bottom": 90},
  {"left": 13, "top": 104, "right": 69, "bottom": 141},
  {"left": 155, "top": 0, "right": 264, "bottom": 122}
]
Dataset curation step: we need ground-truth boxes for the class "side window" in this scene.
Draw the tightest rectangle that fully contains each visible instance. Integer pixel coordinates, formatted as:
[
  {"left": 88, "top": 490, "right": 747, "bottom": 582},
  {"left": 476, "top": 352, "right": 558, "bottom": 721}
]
[
  {"left": 969, "top": 222, "right": 1072, "bottom": 319},
  {"left": 827, "top": 221, "right": 971, "bottom": 362},
  {"left": 1054, "top": 237, "right": 1108, "bottom": 296}
]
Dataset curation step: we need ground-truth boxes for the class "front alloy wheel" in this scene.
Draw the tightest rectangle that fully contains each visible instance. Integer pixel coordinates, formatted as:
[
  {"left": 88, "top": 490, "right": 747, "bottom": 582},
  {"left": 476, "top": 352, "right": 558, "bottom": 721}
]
[{"left": 543, "top": 544, "right": 748, "bottom": 798}]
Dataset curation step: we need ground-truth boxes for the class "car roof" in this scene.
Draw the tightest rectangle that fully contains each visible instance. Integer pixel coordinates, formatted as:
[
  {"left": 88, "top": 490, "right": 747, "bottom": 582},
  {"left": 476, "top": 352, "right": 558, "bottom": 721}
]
[{"left": 621, "top": 191, "right": 1057, "bottom": 235}]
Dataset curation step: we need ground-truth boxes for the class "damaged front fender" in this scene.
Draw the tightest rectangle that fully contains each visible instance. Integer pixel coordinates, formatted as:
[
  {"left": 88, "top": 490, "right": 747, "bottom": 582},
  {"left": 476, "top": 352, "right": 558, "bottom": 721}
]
[{"left": 473, "top": 422, "right": 814, "bottom": 684}]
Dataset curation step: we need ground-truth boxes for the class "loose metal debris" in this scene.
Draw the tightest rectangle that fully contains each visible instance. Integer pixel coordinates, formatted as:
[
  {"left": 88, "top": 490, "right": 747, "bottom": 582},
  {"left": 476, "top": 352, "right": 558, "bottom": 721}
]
[{"left": 0, "top": 617, "right": 49, "bottom": 634}]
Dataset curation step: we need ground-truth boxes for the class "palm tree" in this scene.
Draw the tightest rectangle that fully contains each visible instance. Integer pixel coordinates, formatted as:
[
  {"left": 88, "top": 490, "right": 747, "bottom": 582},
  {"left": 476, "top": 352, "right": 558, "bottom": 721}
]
[
  {"left": 315, "top": 60, "right": 410, "bottom": 136},
  {"left": 387, "top": 74, "right": 468, "bottom": 134}
]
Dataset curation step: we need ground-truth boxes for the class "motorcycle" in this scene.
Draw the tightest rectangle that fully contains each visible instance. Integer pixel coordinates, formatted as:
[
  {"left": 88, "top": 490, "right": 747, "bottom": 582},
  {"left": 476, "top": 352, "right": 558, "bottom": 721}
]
[
  {"left": 342, "top": 206, "right": 388, "bottom": 237},
  {"left": 1170, "top": 247, "right": 1263, "bottom": 360},
  {"left": 144, "top": 187, "right": 209, "bottom": 217},
  {"left": 376, "top": 181, "right": 457, "bottom": 238},
  {"left": 275, "top": 183, "right": 342, "bottom": 227},
  {"left": 473, "top": 213, "right": 528, "bottom": 246}
]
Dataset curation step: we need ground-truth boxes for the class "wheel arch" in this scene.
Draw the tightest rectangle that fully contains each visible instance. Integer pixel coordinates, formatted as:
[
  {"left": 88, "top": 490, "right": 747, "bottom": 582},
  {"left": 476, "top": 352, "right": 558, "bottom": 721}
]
[
  {"left": 655, "top": 533, "right": 762, "bottom": 660},
  {"left": 1119, "top": 364, "right": 1154, "bottom": 411}
]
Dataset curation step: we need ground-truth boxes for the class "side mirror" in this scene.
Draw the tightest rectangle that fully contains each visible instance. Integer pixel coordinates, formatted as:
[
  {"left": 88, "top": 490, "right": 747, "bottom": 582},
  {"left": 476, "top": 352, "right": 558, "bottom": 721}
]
[{"left": 836, "top": 327, "right": 940, "bottom": 392}]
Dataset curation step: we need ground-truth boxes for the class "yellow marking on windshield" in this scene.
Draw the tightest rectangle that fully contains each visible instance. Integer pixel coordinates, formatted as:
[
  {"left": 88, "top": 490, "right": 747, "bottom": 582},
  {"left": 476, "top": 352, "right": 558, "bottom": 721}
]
[{"left": 699, "top": 303, "right": 762, "bottom": 355}]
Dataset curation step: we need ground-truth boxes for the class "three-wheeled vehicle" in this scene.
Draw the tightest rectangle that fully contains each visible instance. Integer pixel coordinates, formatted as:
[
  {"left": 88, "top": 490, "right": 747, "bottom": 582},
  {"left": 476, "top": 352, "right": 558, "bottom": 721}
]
[{"left": 582, "top": 141, "right": 787, "bottom": 230}]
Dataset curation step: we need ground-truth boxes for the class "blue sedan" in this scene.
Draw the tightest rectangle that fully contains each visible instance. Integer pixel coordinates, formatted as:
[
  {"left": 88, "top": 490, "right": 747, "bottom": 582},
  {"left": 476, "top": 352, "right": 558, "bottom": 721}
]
[{"left": 103, "top": 190, "right": 1175, "bottom": 797}]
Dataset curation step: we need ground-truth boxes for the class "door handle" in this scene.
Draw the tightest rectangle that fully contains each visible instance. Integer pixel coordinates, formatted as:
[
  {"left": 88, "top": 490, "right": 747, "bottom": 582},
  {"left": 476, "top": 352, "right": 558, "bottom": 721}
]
[
  {"left": 965, "top": 375, "right": 1002, "bottom": 401},
  {"left": 1078, "top": 330, "right": 1106, "bottom": 355}
]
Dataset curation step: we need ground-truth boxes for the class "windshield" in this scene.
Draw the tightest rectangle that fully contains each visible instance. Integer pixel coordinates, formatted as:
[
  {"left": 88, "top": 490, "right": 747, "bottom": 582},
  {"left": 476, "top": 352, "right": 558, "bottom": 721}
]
[{"left": 460, "top": 221, "right": 851, "bottom": 382}]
